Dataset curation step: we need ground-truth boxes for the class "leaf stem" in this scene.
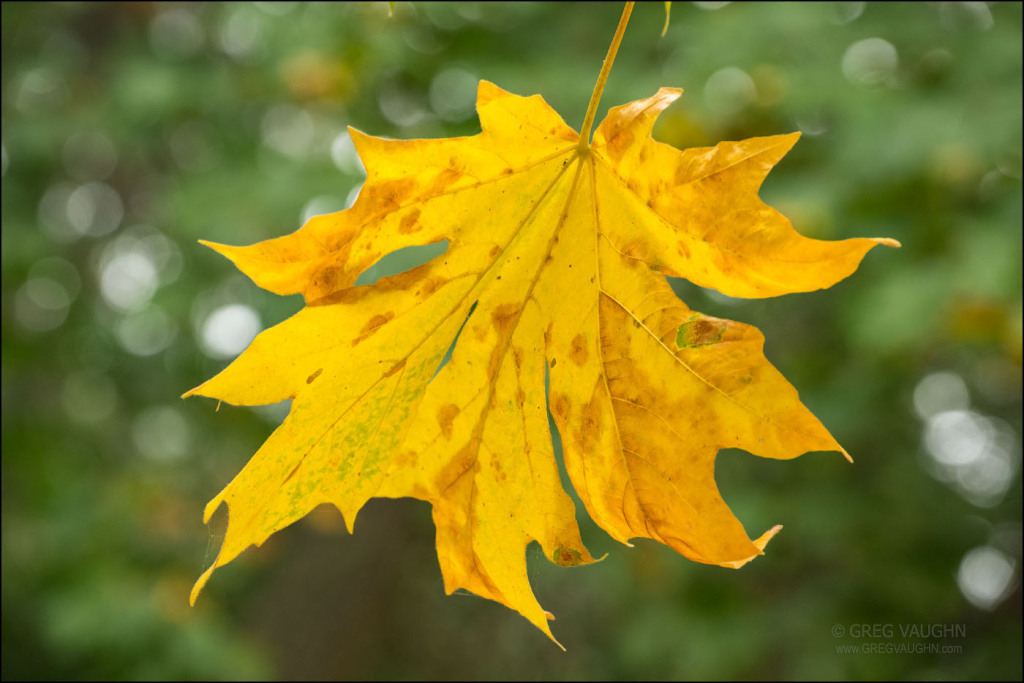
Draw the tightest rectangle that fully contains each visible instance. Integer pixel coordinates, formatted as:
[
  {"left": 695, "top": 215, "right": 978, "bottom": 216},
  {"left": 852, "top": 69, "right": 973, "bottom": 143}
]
[{"left": 578, "top": 1, "right": 634, "bottom": 154}]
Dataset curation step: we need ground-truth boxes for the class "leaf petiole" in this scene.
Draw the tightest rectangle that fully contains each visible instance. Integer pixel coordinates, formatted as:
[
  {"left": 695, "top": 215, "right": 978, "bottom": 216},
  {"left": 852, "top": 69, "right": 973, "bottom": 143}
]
[{"left": 578, "top": 1, "right": 634, "bottom": 155}]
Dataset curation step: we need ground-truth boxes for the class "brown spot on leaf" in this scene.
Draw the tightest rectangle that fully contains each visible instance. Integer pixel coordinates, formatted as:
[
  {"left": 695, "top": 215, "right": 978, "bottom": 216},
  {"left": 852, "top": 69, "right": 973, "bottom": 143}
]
[
  {"left": 437, "top": 403, "right": 459, "bottom": 440},
  {"left": 553, "top": 546, "right": 584, "bottom": 567},
  {"left": 573, "top": 383, "right": 603, "bottom": 451},
  {"left": 676, "top": 240, "right": 691, "bottom": 260},
  {"left": 603, "top": 127, "right": 636, "bottom": 161},
  {"left": 382, "top": 358, "right": 406, "bottom": 378},
  {"left": 428, "top": 168, "right": 462, "bottom": 194},
  {"left": 419, "top": 277, "right": 441, "bottom": 297},
  {"left": 352, "top": 312, "right": 395, "bottom": 346},
  {"left": 621, "top": 239, "right": 646, "bottom": 262},
  {"left": 550, "top": 392, "right": 569, "bottom": 422},
  {"left": 433, "top": 442, "right": 479, "bottom": 493},
  {"left": 364, "top": 177, "right": 414, "bottom": 217},
  {"left": 313, "top": 265, "right": 342, "bottom": 295},
  {"left": 488, "top": 245, "right": 501, "bottom": 259},
  {"left": 549, "top": 358, "right": 557, "bottom": 368},
  {"left": 569, "top": 333, "right": 588, "bottom": 366},
  {"left": 306, "top": 368, "right": 323, "bottom": 384},
  {"left": 491, "top": 303, "right": 518, "bottom": 337},
  {"left": 398, "top": 208, "right": 422, "bottom": 234},
  {"left": 576, "top": 410, "right": 599, "bottom": 450}
]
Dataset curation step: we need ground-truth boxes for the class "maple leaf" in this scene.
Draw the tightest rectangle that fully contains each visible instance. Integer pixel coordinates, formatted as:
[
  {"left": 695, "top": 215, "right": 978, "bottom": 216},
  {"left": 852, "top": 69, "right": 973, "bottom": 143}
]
[{"left": 186, "top": 7, "right": 897, "bottom": 646}]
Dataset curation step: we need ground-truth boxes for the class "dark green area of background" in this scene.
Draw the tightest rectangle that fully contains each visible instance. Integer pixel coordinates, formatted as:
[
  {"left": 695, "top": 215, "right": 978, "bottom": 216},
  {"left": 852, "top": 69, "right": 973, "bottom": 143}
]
[{"left": 2, "top": 2, "right": 1021, "bottom": 680}]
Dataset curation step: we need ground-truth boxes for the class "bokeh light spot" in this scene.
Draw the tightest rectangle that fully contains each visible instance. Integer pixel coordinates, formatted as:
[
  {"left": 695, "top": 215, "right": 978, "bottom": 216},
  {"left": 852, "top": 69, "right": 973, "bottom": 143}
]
[
  {"left": 100, "top": 249, "right": 158, "bottom": 312},
  {"left": 31, "top": 256, "right": 81, "bottom": 301},
  {"left": 827, "top": 2, "right": 865, "bottom": 25},
  {"left": 15, "top": 67, "right": 68, "bottom": 112},
  {"left": 201, "top": 304, "right": 261, "bottom": 359},
  {"left": 704, "top": 66, "right": 757, "bottom": 115},
  {"left": 957, "top": 546, "right": 1017, "bottom": 610},
  {"left": 429, "top": 67, "right": 478, "bottom": 122},
  {"left": 116, "top": 306, "right": 177, "bottom": 357},
  {"left": 219, "top": 7, "right": 264, "bottom": 62},
  {"left": 940, "top": 2, "right": 994, "bottom": 33},
  {"left": 39, "top": 182, "right": 80, "bottom": 243},
  {"left": 925, "top": 410, "right": 987, "bottom": 467},
  {"left": 842, "top": 37, "right": 899, "bottom": 87},
  {"left": 913, "top": 371, "right": 970, "bottom": 419},
  {"left": 132, "top": 405, "right": 191, "bottom": 461},
  {"left": 67, "top": 182, "right": 124, "bottom": 237},
  {"left": 15, "top": 277, "right": 70, "bottom": 332},
  {"left": 378, "top": 83, "right": 428, "bottom": 129},
  {"left": 261, "top": 105, "right": 314, "bottom": 158},
  {"left": 923, "top": 410, "right": 1019, "bottom": 507},
  {"left": 149, "top": 8, "right": 205, "bottom": 61}
]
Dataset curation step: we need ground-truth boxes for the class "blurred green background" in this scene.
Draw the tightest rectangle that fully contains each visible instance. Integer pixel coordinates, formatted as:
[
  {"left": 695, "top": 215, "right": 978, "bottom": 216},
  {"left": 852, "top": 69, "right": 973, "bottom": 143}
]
[{"left": 2, "top": 2, "right": 1021, "bottom": 680}]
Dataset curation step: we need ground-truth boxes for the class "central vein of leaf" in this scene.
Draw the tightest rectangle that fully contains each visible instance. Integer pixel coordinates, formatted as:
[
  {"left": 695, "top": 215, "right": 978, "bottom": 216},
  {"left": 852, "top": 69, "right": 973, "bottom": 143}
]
[{"left": 443, "top": 154, "right": 586, "bottom": 491}]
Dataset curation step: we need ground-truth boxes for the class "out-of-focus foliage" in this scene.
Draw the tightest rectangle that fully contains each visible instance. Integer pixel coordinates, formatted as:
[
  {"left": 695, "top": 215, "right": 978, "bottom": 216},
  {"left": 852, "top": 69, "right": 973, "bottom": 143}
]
[{"left": 1, "top": 2, "right": 1020, "bottom": 680}]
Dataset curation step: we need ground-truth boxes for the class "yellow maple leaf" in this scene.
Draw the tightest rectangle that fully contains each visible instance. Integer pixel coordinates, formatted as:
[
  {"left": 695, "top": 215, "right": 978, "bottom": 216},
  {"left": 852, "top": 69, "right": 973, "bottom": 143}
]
[{"left": 185, "top": 4, "right": 897, "bottom": 646}]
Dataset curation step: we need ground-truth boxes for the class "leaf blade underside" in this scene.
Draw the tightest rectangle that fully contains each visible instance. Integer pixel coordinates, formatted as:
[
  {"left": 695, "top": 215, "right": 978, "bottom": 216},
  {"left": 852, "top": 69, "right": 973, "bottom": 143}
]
[{"left": 186, "top": 81, "right": 896, "bottom": 644}]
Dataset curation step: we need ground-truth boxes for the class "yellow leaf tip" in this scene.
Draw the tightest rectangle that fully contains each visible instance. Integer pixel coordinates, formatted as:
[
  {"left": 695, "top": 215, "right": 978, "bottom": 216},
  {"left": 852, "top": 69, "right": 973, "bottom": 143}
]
[
  {"left": 722, "top": 525, "right": 784, "bottom": 568},
  {"left": 778, "top": 130, "right": 802, "bottom": 149},
  {"left": 534, "top": 614, "right": 565, "bottom": 650},
  {"left": 876, "top": 237, "right": 902, "bottom": 248},
  {"left": 202, "top": 496, "right": 224, "bottom": 524},
  {"left": 476, "top": 79, "right": 507, "bottom": 107},
  {"left": 181, "top": 384, "right": 203, "bottom": 399},
  {"left": 190, "top": 565, "right": 215, "bottom": 606},
  {"left": 756, "top": 524, "right": 784, "bottom": 552}
]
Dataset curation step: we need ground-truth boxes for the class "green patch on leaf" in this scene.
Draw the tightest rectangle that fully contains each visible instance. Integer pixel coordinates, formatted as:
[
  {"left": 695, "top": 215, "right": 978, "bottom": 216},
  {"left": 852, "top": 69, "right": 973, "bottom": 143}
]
[{"left": 675, "top": 317, "right": 727, "bottom": 348}]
